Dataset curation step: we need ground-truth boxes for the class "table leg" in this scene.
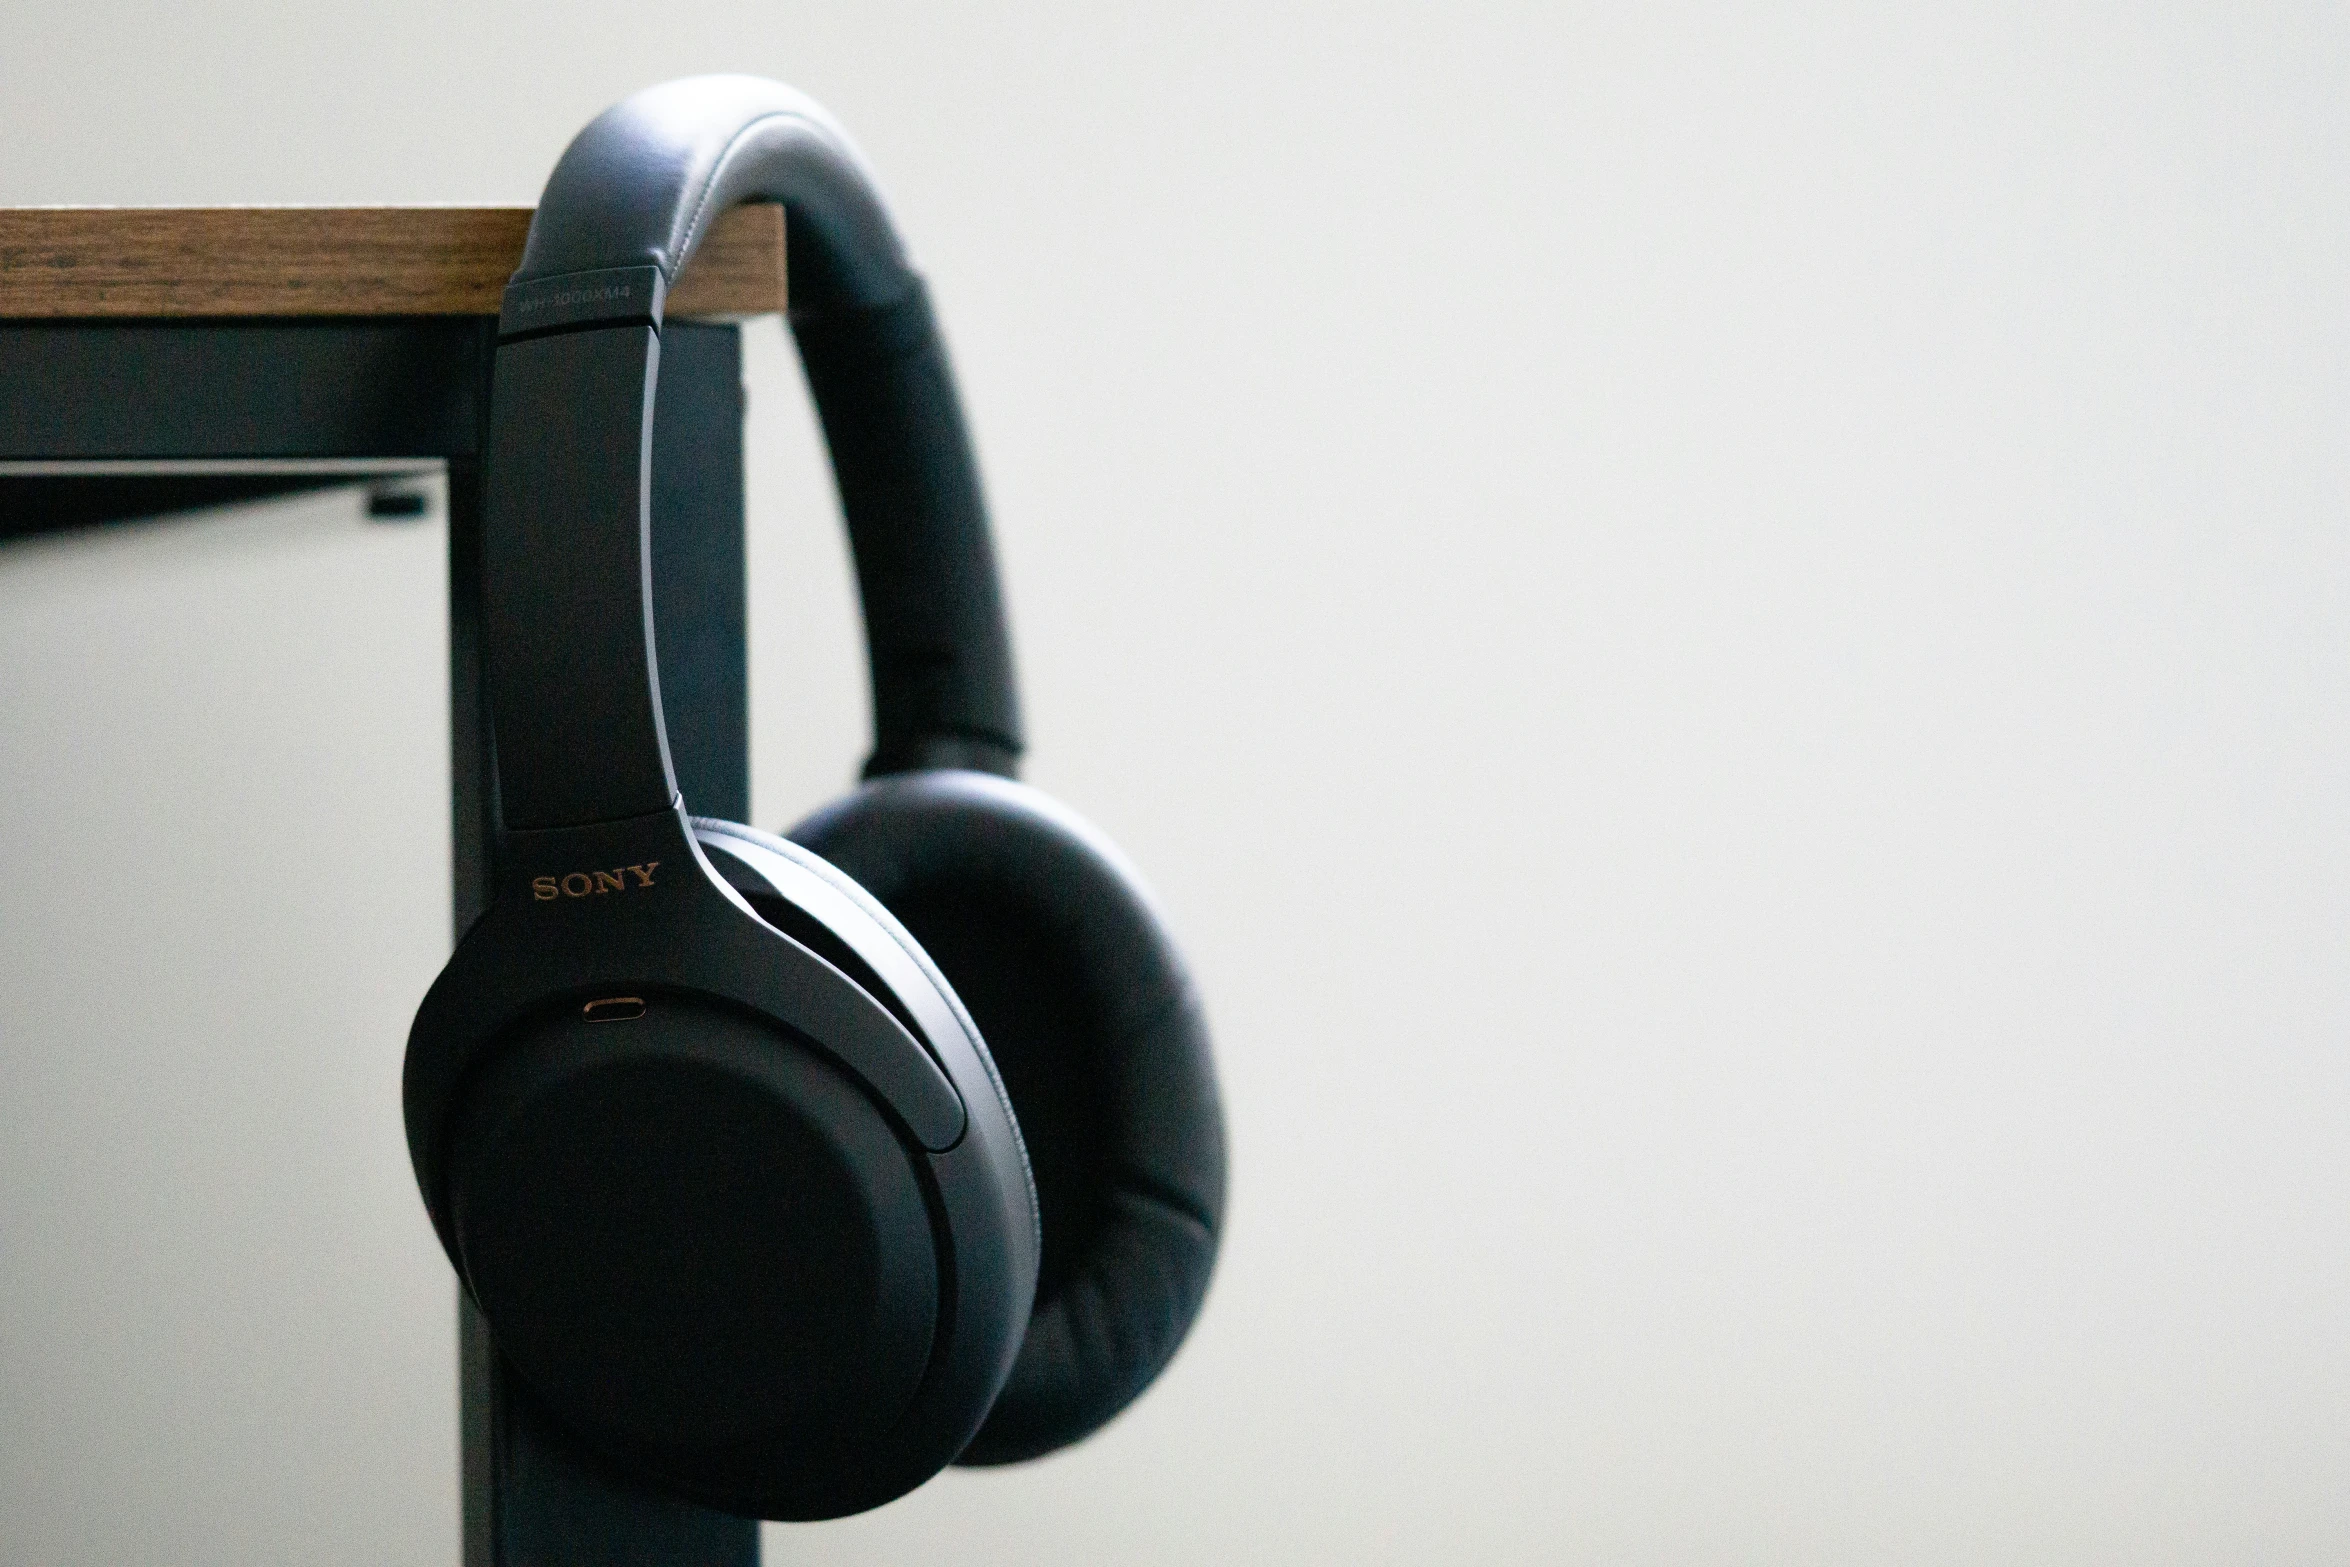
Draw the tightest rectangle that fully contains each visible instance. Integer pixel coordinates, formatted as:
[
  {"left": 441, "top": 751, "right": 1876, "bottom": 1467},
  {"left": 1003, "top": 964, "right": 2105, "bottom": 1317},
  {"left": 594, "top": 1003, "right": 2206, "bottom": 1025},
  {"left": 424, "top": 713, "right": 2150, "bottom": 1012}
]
[{"left": 448, "top": 323, "right": 760, "bottom": 1565}]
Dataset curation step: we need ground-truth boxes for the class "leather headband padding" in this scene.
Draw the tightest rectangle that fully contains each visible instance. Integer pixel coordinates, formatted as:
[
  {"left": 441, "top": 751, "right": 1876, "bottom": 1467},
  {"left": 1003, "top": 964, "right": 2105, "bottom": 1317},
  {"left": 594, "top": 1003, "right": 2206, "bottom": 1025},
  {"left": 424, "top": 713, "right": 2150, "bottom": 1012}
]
[{"left": 487, "top": 75, "right": 1019, "bottom": 831}]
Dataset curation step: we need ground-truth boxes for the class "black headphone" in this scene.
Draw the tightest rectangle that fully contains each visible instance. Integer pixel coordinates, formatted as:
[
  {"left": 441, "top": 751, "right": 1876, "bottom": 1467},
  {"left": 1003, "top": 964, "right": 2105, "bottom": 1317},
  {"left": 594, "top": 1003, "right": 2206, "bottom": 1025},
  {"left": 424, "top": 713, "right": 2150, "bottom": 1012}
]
[{"left": 403, "top": 76, "right": 1226, "bottom": 1521}]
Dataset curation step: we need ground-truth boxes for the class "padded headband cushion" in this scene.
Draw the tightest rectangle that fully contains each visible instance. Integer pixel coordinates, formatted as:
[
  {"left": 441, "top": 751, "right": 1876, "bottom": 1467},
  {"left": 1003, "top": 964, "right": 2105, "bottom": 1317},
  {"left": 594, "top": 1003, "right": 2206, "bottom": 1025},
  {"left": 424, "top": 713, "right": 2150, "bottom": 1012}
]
[
  {"left": 788, "top": 770, "right": 1226, "bottom": 1464},
  {"left": 512, "top": 74, "right": 911, "bottom": 314},
  {"left": 485, "top": 75, "right": 1020, "bottom": 832}
]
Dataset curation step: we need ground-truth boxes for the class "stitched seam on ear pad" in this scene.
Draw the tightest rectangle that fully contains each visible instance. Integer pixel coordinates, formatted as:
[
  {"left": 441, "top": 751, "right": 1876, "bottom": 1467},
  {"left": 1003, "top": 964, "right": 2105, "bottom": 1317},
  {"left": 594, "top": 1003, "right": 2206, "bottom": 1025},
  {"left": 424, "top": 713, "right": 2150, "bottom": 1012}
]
[
  {"left": 691, "top": 818, "right": 1038, "bottom": 1243},
  {"left": 1111, "top": 1155, "right": 1218, "bottom": 1239},
  {"left": 1078, "top": 978, "right": 1217, "bottom": 1237}
]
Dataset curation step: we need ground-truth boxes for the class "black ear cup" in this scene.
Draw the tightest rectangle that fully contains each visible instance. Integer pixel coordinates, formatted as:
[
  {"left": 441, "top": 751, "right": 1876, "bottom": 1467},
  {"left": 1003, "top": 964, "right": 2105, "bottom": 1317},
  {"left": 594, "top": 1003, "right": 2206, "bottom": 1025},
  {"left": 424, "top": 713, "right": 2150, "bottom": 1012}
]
[
  {"left": 449, "top": 998, "right": 943, "bottom": 1452},
  {"left": 690, "top": 816, "right": 1034, "bottom": 1214},
  {"left": 408, "top": 808, "right": 1038, "bottom": 1521},
  {"left": 789, "top": 770, "right": 1227, "bottom": 1463}
]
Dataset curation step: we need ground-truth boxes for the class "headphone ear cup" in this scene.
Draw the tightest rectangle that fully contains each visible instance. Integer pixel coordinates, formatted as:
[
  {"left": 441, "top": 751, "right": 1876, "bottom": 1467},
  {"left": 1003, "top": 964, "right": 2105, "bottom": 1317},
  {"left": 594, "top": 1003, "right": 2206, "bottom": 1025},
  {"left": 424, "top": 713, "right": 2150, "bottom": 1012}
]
[
  {"left": 692, "top": 815, "right": 1035, "bottom": 1217},
  {"left": 789, "top": 770, "right": 1226, "bottom": 1464},
  {"left": 681, "top": 816, "right": 1041, "bottom": 1511}
]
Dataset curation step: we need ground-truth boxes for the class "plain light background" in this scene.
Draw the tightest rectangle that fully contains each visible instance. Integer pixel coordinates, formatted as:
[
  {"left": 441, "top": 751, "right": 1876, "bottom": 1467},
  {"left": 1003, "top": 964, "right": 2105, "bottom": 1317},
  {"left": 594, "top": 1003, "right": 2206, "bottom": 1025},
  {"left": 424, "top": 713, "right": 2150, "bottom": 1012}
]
[{"left": 4, "top": 2, "right": 2348, "bottom": 1562}]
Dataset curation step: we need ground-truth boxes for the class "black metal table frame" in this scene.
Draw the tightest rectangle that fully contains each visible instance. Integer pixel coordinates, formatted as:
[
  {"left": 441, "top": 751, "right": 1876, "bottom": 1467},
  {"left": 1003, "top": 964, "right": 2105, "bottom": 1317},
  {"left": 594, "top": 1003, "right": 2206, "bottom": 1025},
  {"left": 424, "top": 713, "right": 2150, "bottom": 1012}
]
[{"left": 1, "top": 315, "right": 764, "bottom": 1565}]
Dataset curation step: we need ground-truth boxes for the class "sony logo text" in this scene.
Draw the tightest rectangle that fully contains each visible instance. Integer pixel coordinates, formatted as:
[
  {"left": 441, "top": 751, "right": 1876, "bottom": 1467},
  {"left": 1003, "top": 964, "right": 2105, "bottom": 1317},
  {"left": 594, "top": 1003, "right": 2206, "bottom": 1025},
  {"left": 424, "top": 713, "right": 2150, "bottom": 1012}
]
[{"left": 532, "top": 863, "right": 660, "bottom": 901}]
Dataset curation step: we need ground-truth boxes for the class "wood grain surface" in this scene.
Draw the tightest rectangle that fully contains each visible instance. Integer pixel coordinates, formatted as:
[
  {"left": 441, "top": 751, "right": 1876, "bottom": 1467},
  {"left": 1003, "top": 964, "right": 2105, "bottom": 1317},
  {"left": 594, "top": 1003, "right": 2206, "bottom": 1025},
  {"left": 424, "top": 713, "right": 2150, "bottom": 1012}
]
[{"left": 0, "top": 204, "right": 785, "bottom": 319}]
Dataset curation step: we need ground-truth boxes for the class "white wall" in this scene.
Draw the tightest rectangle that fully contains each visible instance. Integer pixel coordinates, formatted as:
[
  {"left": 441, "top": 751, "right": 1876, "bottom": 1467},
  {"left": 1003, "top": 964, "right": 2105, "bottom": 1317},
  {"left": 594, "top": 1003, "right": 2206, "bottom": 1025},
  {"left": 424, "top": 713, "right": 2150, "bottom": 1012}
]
[
  {"left": 0, "top": 487, "right": 459, "bottom": 1561},
  {"left": 4, "top": 3, "right": 2348, "bottom": 1562}
]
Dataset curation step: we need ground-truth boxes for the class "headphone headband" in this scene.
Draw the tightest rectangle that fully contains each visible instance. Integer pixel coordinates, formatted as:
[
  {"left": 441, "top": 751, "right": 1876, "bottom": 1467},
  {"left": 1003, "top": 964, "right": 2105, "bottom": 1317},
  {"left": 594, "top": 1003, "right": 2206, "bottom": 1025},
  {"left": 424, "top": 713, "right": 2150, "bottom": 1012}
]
[{"left": 485, "top": 76, "right": 1022, "bottom": 833}]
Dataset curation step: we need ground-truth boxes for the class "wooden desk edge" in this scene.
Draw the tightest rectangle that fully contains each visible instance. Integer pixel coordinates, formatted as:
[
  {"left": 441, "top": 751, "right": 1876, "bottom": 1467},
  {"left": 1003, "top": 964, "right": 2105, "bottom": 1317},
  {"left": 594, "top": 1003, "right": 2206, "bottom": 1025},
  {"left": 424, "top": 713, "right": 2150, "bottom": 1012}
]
[{"left": 0, "top": 205, "right": 784, "bottom": 320}]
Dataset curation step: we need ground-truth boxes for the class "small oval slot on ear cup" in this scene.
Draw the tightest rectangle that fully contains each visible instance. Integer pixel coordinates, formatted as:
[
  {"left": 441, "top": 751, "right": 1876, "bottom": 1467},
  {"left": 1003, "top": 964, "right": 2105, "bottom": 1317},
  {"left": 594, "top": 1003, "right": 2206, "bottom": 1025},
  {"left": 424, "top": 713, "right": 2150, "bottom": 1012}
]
[{"left": 581, "top": 996, "right": 647, "bottom": 1023}]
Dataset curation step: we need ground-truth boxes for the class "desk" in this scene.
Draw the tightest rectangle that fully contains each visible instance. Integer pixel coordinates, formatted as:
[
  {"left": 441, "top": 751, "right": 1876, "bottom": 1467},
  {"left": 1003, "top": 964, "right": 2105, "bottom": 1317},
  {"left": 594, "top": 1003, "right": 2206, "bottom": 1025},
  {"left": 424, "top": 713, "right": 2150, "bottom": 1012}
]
[{"left": 0, "top": 206, "right": 778, "bottom": 1565}]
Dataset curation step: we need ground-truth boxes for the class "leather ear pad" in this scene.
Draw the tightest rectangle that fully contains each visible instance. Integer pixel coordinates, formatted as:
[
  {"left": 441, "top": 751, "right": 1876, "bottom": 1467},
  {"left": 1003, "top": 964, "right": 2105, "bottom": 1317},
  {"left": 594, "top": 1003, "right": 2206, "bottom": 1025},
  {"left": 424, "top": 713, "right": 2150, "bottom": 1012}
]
[{"left": 789, "top": 770, "right": 1225, "bottom": 1464}]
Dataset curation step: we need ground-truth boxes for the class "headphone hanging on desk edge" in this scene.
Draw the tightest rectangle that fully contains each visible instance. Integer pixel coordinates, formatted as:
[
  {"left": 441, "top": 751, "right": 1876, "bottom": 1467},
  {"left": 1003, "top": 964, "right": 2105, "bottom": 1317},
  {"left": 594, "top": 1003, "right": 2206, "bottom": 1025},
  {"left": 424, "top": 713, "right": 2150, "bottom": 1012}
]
[{"left": 402, "top": 75, "right": 1226, "bottom": 1521}]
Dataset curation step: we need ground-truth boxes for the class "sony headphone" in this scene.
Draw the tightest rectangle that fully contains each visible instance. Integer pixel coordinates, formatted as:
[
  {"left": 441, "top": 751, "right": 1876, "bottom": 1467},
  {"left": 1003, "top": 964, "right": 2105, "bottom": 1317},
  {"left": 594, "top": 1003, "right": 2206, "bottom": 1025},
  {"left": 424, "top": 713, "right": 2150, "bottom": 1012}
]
[{"left": 403, "top": 76, "right": 1226, "bottom": 1521}]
